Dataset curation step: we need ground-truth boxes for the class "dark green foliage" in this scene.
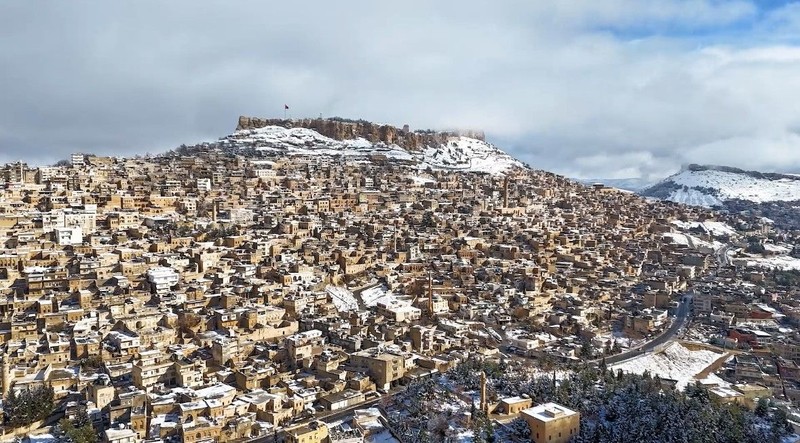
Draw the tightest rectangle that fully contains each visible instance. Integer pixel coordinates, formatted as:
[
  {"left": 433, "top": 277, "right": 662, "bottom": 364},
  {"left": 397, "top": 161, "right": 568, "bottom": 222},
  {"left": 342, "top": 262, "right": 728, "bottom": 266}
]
[
  {"left": 4, "top": 384, "right": 55, "bottom": 428},
  {"left": 79, "top": 355, "right": 103, "bottom": 370},
  {"left": 390, "top": 359, "right": 795, "bottom": 443},
  {"left": 773, "top": 270, "right": 800, "bottom": 287},
  {"left": 745, "top": 241, "right": 766, "bottom": 254},
  {"left": 58, "top": 406, "right": 97, "bottom": 443},
  {"left": 580, "top": 338, "right": 594, "bottom": 358},
  {"left": 755, "top": 397, "right": 769, "bottom": 417}
]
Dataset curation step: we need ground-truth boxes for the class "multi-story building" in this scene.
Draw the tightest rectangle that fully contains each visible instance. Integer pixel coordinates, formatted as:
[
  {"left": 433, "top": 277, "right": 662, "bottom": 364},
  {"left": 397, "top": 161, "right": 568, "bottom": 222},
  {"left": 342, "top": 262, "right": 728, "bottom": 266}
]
[{"left": 521, "top": 402, "right": 581, "bottom": 443}]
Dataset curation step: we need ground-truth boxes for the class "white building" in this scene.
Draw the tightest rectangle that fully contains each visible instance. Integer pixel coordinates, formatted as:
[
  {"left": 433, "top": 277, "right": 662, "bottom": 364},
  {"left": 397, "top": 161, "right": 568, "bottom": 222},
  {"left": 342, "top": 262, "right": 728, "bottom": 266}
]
[
  {"left": 197, "top": 178, "right": 212, "bottom": 192},
  {"left": 70, "top": 153, "right": 85, "bottom": 166},
  {"left": 53, "top": 226, "right": 82, "bottom": 245},
  {"left": 376, "top": 297, "right": 421, "bottom": 322},
  {"left": 147, "top": 267, "right": 180, "bottom": 294}
]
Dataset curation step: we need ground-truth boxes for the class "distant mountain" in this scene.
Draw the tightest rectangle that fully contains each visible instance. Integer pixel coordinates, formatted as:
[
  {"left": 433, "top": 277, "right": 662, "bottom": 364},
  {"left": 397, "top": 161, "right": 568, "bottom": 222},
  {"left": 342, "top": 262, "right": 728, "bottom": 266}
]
[
  {"left": 577, "top": 177, "right": 655, "bottom": 192},
  {"left": 641, "top": 164, "right": 800, "bottom": 206},
  {"left": 641, "top": 164, "right": 800, "bottom": 229},
  {"left": 174, "top": 117, "right": 525, "bottom": 175}
]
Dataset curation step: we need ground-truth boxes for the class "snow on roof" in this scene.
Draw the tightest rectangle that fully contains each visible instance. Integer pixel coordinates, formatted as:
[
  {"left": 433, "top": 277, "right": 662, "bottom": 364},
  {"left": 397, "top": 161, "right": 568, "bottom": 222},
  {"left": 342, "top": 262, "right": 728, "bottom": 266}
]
[
  {"left": 521, "top": 402, "right": 578, "bottom": 422},
  {"left": 710, "top": 386, "right": 742, "bottom": 398}
]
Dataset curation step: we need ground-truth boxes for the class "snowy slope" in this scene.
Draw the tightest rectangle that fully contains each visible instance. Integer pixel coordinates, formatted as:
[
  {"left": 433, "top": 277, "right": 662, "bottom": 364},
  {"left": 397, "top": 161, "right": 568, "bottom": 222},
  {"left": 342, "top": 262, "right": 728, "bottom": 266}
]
[
  {"left": 326, "top": 286, "right": 359, "bottom": 312},
  {"left": 735, "top": 255, "right": 800, "bottom": 271},
  {"left": 212, "top": 125, "right": 524, "bottom": 174},
  {"left": 642, "top": 165, "right": 800, "bottom": 207},
  {"left": 610, "top": 342, "right": 724, "bottom": 390},
  {"left": 670, "top": 220, "right": 738, "bottom": 237},
  {"left": 421, "top": 137, "right": 522, "bottom": 173}
]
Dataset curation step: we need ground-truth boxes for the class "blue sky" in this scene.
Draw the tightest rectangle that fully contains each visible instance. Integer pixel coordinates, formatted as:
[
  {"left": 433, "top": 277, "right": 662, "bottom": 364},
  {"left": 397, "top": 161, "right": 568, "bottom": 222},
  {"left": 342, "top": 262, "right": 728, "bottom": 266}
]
[{"left": 1, "top": 0, "right": 800, "bottom": 180}]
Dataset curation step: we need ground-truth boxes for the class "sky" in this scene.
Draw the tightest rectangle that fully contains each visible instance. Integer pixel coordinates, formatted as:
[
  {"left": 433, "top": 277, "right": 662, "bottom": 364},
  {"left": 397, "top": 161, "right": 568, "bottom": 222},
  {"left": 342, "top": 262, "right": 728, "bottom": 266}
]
[{"left": 2, "top": 1, "right": 800, "bottom": 181}]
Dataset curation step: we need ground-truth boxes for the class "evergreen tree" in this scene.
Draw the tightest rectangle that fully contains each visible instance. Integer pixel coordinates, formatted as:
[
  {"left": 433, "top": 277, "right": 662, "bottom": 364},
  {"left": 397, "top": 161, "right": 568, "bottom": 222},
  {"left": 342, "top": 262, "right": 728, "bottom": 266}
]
[
  {"left": 4, "top": 384, "right": 55, "bottom": 428},
  {"left": 755, "top": 397, "right": 769, "bottom": 417}
]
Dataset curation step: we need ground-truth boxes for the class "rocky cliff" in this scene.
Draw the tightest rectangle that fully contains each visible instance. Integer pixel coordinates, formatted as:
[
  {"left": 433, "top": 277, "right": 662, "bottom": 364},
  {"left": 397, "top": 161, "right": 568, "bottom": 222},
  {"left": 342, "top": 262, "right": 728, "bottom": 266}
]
[{"left": 236, "top": 116, "right": 485, "bottom": 151}]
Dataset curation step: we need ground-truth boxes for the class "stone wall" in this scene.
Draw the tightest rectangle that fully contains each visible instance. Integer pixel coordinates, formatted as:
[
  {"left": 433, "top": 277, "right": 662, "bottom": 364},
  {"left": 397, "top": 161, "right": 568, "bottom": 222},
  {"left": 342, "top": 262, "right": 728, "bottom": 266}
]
[{"left": 236, "top": 116, "right": 484, "bottom": 151}]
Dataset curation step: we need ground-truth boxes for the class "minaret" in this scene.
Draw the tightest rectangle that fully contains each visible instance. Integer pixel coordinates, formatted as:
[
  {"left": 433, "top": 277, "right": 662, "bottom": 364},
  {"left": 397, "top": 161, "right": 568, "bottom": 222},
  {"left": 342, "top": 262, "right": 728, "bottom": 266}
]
[
  {"left": 211, "top": 201, "right": 218, "bottom": 222},
  {"left": 393, "top": 221, "right": 398, "bottom": 254},
  {"left": 428, "top": 272, "right": 434, "bottom": 314},
  {"left": 479, "top": 371, "right": 488, "bottom": 414},
  {"left": 2, "top": 357, "right": 11, "bottom": 399},
  {"left": 503, "top": 177, "right": 509, "bottom": 209}
]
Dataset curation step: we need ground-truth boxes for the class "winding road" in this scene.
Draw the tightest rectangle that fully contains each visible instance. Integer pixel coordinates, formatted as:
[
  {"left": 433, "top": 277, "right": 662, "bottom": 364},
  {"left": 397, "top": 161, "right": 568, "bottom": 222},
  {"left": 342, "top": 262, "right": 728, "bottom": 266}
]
[{"left": 599, "top": 292, "right": 693, "bottom": 366}]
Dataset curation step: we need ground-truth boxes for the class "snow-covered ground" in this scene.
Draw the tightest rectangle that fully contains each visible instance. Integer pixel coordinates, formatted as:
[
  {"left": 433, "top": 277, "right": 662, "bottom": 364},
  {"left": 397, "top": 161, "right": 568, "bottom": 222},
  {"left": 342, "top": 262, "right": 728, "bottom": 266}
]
[
  {"left": 420, "top": 136, "right": 523, "bottom": 174},
  {"left": 409, "top": 174, "right": 436, "bottom": 185},
  {"left": 671, "top": 220, "right": 738, "bottom": 237},
  {"left": 610, "top": 342, "right": 724, "bottom": 390},
  {"left": 326, "top": 285, "right": 359, "bottom": 312},
  {"left": 698, "top": 372, "right": 732, "bottom": 388},
  {"left": 216, "top": 126, "right": 523, "bottom": 175},
  {"left": 652, "top": 167, "right": 800, "bottom": 205},
  {"left": 666, "top": 187, "right": 724, "bottom": 207},
  {"left": 736, "top": 255, "right": 800, "bottom": 271},
  {"left": 593, "top": 331, "right": 645, "bottom": 350},
  {"left": 227, "top": 126, "right": 416, "bottom": 160},
  {"left": 359, "top": 285, "right": 391, "bottom": 307},
  {"left": 764, "top": 243, "right": 792, "bottom": 254},
  {"left": 662, "top": 232, "right": 725, "bottom": 251},
  {"left": 367, "top": 430, "right": 400, "bottom": 443}
]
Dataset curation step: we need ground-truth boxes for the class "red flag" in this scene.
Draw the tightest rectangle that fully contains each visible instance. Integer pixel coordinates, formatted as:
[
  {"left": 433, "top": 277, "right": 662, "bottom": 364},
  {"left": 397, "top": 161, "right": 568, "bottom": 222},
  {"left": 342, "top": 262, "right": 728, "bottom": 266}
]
[{"left": 284, "top": 104, "right": 289, "bottom": 110}]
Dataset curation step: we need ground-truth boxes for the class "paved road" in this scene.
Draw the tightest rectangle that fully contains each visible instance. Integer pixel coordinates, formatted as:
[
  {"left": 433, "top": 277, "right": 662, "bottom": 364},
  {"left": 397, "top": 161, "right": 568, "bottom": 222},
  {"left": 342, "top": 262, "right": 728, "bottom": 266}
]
[
  {"left": 715, "top": 244, "right": 733, "bottom": 270},
  {"left": 600, "top": 292, "right": 693, "bottom": 365}
]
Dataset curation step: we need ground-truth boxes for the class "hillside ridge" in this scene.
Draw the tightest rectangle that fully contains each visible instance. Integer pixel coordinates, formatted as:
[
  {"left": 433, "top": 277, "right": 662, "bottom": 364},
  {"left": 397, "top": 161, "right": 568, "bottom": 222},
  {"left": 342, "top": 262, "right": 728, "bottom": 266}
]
[
  {"left": 640, "top": 163, "right": 800, "bottom": 229},
  {"left": 236, "top": 116, "right": 485, "bottom": 151},
  {"left": 171, "top": 117, "right": 523, "bottom": 175}
]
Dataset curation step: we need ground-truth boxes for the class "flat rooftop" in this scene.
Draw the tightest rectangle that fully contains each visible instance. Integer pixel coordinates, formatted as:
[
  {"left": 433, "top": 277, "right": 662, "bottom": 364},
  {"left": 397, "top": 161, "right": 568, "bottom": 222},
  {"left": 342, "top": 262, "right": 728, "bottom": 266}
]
[{"left": 521, "top": 402, "right": 578, "bottom": 422}]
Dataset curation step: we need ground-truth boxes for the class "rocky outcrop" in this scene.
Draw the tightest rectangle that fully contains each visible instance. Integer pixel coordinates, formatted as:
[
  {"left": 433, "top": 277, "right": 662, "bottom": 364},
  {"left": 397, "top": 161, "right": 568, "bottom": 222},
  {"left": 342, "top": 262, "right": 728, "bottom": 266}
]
[{"left": 236, "top": 116, "right": 484, "bottom": 151}]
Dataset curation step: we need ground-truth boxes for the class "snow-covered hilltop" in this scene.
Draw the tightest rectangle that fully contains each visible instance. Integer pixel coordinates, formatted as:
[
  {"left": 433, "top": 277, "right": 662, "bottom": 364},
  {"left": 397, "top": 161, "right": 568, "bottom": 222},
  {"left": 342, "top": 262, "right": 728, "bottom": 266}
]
[
  {"left": 642, "top": 164, "right": 800, "bottom": 207},
  {"left": 198, "top": 117, "right": 526, "bottom": 174}
]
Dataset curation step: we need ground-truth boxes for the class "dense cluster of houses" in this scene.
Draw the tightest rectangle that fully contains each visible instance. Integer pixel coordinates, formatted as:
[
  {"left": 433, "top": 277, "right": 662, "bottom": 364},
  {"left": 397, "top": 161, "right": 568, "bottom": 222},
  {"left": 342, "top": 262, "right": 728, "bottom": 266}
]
[{"left": 0, "top": 145, "right": 766, "bottom": 442}]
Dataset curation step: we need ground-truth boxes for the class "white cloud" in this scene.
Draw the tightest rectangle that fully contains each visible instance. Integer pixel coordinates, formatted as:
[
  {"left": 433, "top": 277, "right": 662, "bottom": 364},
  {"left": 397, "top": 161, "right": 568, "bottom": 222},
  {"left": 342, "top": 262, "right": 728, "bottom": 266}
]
[{"left": 0, "top": 0, "right": 798, "bottom": 180}]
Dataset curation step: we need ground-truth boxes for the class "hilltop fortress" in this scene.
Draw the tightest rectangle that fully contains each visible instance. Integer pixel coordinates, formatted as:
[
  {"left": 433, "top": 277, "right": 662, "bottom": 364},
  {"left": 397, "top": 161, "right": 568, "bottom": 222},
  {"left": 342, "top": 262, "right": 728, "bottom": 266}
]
[{"left": 236, "top": 116, "right": 485, "bottom": 151}]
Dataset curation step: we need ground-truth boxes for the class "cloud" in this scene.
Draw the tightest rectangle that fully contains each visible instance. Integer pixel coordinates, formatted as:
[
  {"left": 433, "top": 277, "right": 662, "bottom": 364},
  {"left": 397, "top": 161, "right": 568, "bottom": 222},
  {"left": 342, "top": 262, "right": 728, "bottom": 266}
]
[{"left": 0, "top": 0, "right": 798, "bottom": 180}]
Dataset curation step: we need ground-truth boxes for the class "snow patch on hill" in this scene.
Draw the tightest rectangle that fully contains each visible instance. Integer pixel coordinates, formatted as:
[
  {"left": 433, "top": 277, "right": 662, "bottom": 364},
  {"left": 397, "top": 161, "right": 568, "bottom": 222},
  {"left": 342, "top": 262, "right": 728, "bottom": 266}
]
[
  {"left": 326, "top": 286, "right": 359, "bottom": 312},
  {"left": 671, "top": 220, "right": 737, "bottom": 237},
  {"left": 661, "top": 232, "right": 725, "bottom": 251},
  {"left": 610, "top": 342, "right": 724, "bottom": 390},
  {"left": 734, "top": 255, "right": 800, "bottom": 271},
  {"left": 670, "top": 169, "right": 800, "bottom": 202},
  {"left": 667, "top": 188, "right": 724, "bottom": 207},
  {"left": 359, "top": 285, "right": 391, "bottom": 307},
  {"left": 217, "top": 126, "right": 523, "bottom": 174},
  {"left": 227, "top": 126, "right": 416, "bottom": 161},
  {"left": 644, "top": 166, "right": 800, "bottom": 206},
  {"left": 421, "top": 137, "right": 523, "bottom": 174}
]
